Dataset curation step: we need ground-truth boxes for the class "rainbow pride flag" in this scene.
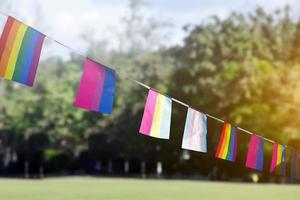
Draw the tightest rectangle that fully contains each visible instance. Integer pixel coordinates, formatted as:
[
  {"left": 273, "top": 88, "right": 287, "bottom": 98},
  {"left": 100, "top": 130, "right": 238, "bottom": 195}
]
[
  {"left": 0, "top": 16, "right": 45, "bottom": 86},
  {"left": 182, "top": 108, "right": 207, "bottom": 152},
  {"left": 74, "top": 59, "right": 116, "bottom": 114},
  {"left": 270, "top": 143, "right": 286, "bottom": 175},
  {"left": 245, "top": 134, "right": 264, "bottom": 171},
  {"left": 215, "top": 123, "right": 238, "bottom": 161},
  {"left": 139, "top": 89, "right": 172, "bottom": 139}
]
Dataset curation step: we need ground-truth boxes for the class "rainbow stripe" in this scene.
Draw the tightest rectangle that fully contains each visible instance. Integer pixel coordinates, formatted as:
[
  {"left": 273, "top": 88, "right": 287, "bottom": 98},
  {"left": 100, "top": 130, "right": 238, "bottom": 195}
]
[
  {"left": 74, "top": 59, "right": 116, "bottom": 114},
  {"left": 139, "top": 89, "right": 172, "bottom": 139},
  {"left": 245, "top": 135, "right": 264, "bottom": 171},
  {"left": 0, "top": 16, "right": 45, "bottom": 86},
  {"left": 215, "top": 123, "right": 238, "bottom": 161},
  {"left": 270, "top": 143, "right": 286, "bottom": 175},
  {"left": 182, "top": 108, "right": 207, "bottom": 152}
]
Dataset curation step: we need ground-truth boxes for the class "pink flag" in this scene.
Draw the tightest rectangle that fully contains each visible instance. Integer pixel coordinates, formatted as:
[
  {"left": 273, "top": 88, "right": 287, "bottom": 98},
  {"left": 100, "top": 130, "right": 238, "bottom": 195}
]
[{"left": 245, "top": 134, "right": 264, "bottom": 171}]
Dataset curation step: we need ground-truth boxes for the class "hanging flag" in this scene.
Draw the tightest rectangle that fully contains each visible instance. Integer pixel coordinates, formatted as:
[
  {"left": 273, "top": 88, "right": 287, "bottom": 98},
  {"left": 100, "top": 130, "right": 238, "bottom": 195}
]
[
  {"left": 270, "top": 143, "right": 286, "bottom": 175},
  {"left": 139, "top": 89, "right": 172, "bottom": 139},
  {"left": 290, "top": 150, "right": 299, "bottom": 179},
  {"left": 245, "top": 134, "right": 264, "bottom": 171},
  {"left": 215, "top": 123, "right": 238, "bottom": 161},
  {"left": 181, "top": 108, "right": 207, "bottom": 152},
  {"left": 74, "top": 58, "right": 116, "bottom": 114},
  {"left": 0, "top": 16, "right": 45, "bottom": 86}
]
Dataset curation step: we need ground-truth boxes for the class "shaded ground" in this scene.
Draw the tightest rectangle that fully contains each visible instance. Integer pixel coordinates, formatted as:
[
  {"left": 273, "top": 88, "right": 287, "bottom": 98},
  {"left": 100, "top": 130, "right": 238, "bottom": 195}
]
[{"left": 0, "top": 177, "right": 298, "bottom": 200}]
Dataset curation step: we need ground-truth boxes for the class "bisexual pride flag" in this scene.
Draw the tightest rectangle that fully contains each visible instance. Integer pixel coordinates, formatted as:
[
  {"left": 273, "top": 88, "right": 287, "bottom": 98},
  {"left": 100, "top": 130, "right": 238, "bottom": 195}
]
[
  {"left": 139, "top": 89, "right": 172, "bottom": 139},
  {"left": 74, "top": 59, "right": 116, "bottom": 114},
  {"left": 270, "top": 143, "right": 286, "bottom": 175},
  {"left": 182, "top": 108, "right": 207, "bottom": 152},
  {"left": 0, "top": 16, "right": 45, "bottom": 86},
  {"left": 215, "top": 123, "right": 238, "bottom": 161},
  {"left": 245, "top": 134, "right": 264, "bottom": 171}
]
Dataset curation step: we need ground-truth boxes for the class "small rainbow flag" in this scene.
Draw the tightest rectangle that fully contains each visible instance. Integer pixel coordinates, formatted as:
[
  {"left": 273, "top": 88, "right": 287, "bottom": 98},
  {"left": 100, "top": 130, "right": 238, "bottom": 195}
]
[
  {"left": 74, "top": 59, "right": 116, "bottom": 114},
  {"left": 0, "top": 16, "right": 45, "bottom": 86},
  {"left": 182, "top": 108, "right": 207, "bottom": 152},
  {"left": 215, "top": 123, "right": 238, "bottom": 161},
  {"left": 245, "top": 134, "right": 264, "bottom": 171},
  {"left": 139, "top": 89, "right": 172, "bottom": 139},
  {"left": 270, "top": 143, "right": 286, "bottom": 175}
]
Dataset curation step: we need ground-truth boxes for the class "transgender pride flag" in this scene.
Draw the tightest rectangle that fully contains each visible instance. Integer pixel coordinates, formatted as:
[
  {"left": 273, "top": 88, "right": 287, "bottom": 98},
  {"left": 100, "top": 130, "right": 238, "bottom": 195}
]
[
  {"left": 139, "top": 89, "right": 172, "bottom": 139},
  {"left": 74, "top": 59, "right": 116, "bottom": 114},
  {"left": 181, "top": 108, "right": 207, "bottom": 152}
]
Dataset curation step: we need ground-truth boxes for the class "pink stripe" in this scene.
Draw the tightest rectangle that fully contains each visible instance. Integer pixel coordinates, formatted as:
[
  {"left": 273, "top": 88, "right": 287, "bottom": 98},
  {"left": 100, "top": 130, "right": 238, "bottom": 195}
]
[
  {"left": 91, "top": 65, "right": 105, "bottom": 110},
  {"left": 246, "top": 135, "right": 259, "bottom": 168},
  {"left": 270, "top": 143, "right": 278, "bottom": 173},
  {"left": 27, "top": 34, "right": 45, "bottom": 86},
  {"left": 196, "top": 112, "right": 203, "bottom": 149},
  {"left": 139, "top": 90, "right": 158, "bottom": 136},
  {"left": 75, "top": 59, "right": 102, "bottom": 111},
  {"left": 188, "top": 110, "right": 196, "bottom": 147}
]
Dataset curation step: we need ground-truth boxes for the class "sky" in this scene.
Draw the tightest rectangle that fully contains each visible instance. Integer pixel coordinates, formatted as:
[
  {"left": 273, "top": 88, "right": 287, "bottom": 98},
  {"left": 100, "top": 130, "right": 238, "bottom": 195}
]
[{"left": 0, "top": 0, "right": 299, "bottom": 58}]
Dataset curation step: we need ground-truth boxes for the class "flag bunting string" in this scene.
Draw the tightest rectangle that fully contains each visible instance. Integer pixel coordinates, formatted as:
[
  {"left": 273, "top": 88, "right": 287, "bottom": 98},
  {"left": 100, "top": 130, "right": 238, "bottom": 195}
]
[{"left": 0, "top": 10, "right": 297, "bottom": 153}]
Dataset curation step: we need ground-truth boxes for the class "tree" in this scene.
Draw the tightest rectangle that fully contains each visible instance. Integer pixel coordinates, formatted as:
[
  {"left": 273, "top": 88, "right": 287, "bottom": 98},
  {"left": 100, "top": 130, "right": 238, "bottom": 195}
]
[{"left": 169, "top": 7, "right": 300, "bottom": 179}]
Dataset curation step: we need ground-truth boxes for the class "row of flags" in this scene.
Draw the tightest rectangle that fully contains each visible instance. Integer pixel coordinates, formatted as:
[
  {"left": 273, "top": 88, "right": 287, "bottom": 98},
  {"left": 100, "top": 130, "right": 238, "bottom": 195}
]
[
  {"left": 0, "top": 16, "right": 299, "bottom": 179},
  {"left": 140, "top": 89, "right": 299, "bottom": 178}
]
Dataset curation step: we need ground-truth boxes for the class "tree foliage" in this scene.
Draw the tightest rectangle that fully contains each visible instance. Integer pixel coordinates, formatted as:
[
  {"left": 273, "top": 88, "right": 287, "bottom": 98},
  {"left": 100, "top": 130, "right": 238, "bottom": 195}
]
[{"left": 171, "top": 7, "right": 300, "bottom": 145}]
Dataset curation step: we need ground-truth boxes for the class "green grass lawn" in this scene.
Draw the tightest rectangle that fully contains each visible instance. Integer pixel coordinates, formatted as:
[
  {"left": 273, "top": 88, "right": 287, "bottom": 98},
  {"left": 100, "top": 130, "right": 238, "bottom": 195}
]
[{"left": 0, "top": 177, "right": 298, "bottom": 200}]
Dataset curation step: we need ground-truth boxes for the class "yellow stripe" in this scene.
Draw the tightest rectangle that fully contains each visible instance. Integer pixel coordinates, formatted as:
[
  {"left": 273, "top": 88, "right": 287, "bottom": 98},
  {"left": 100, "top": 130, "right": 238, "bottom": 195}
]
[
  {"left": 221, "top": 124, "right": 231, "bottom": 159},
  {"left": 217, "top": 124, "right": 229, "bottom": 158},
  {"left": 276, "top": 145, "right": 282, "bottom": 167},
  {"left": 4, "top": 24, "right": 28, "bottom": 80},
  {"left": 150, "top": 94, "right": 164, "bottom": 138}
]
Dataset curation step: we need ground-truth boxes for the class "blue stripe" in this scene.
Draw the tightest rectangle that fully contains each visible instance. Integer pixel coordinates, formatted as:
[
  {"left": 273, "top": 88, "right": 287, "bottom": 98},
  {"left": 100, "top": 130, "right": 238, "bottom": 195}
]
[
  {"left": 256, "top": 138, "right": 264, "bottom": 171},
  {"left": 98, "top": 67, "right": 115, "bottom": 114},
  {"left": 200, "top": 114, "right": 207, "bottom": 152},
  {"left": 159, "top": 96, "right": 172, "bottom": 139},
  {"left": 183, "top": 108, "right": 192, "bottom": 142},
  {"left": 19, "top": 28, "right": 40, "bottom": 84},
  {"left": 227, "top": 127, "right": 236, "bottom": 160},
  {"left": 281, "top": 145, "right": 286, "bottom": 175}
]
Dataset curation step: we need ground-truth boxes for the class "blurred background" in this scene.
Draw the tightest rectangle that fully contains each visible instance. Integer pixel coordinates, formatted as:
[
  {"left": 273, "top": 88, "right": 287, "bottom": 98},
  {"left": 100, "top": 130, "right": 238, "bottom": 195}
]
[{"left": 0, "top": 0, "right": 299, "bottom": 184}]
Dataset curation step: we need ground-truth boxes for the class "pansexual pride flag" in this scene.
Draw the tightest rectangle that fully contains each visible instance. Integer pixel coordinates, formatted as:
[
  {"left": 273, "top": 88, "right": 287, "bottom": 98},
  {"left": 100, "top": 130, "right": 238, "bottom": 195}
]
[
  {"left": 215, "top": 123, "right": 238, "bottom": 161},
  {"left": 182, "top": 108, "right": 207, "bottom": 152},
  {"left": 74, "top": 59, "right": 116, "bottom": 114},
  {"left": 0, "top": 16, "right": 45, "bottom": 86},
  {"left": 139, "top": 89, "right": 172, "bottom": 139},
  {"left": 270, "top": 143, "right": 286, "bottom": 175},
  {"left": 245, "top": 134, "right": 264, "bottom": 171}
]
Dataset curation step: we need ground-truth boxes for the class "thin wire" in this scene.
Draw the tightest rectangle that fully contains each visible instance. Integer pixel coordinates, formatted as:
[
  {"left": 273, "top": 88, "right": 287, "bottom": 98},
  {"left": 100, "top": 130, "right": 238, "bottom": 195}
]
[{"left": 0, "top": 11, "right": 295, "bottom": 150}]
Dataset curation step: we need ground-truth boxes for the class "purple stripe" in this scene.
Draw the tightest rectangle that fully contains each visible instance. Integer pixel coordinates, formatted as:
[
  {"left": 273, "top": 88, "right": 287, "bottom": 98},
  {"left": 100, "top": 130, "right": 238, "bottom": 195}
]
[
  {"left": 91, "top": 65, "right": 105, "bottom": 110},
  {"left": 26, "top": 34, "right": 45, "bottom": 86}
]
